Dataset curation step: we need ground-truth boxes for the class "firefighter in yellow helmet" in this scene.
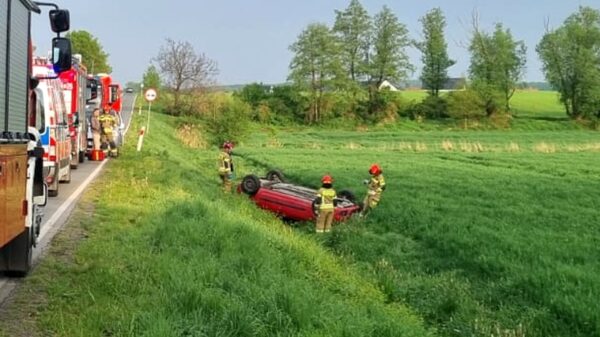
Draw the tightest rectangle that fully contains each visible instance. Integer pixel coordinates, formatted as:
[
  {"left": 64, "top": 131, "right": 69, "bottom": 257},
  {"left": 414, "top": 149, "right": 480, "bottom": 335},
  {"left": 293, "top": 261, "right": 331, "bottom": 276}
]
[
  {"left": 99, "top": 105, "right": 118, "bottom": 157},
  {"left": 217, "top": 141, "right": 234, "bottom": 193},
  {"left": 314, "top": 175, "right": 337, "bottom": 233},
  {"left": 360, "top": 164, "right": 386, "bottom": 217}
]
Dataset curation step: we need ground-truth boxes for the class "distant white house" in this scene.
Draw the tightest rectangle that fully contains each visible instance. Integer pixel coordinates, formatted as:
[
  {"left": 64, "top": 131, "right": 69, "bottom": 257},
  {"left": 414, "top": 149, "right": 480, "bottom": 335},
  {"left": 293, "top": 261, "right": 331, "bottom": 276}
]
[{"left": 378, "top": 80, "right": 399, "bottom": 91}]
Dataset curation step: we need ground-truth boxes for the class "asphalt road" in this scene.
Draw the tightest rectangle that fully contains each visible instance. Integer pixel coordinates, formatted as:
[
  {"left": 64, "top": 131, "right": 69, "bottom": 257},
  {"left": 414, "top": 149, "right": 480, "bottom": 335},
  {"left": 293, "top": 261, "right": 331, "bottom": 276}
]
[{"left": 0, "top": 93, "right": 136, "bottom": 304}]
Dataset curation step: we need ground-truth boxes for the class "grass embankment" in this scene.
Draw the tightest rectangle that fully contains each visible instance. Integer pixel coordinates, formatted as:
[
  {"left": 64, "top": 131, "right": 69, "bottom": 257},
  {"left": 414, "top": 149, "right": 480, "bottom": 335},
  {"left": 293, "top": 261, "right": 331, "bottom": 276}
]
[
  {"left": 237, "top": 128, "right": 600, "bottom": 337},
  {"left": 0, "top": 112, "right": 430, "bottom": 337}
]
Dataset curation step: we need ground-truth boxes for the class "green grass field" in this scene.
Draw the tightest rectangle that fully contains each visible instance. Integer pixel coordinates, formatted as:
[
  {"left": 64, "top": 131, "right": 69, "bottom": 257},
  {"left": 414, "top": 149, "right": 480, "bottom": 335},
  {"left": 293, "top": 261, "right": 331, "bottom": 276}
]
[
  {"left": 1, "top": 91, "right": 598, "bottom": 337},
  {"left": 237, "top": 127, "right": 600, "bottom": 337}
]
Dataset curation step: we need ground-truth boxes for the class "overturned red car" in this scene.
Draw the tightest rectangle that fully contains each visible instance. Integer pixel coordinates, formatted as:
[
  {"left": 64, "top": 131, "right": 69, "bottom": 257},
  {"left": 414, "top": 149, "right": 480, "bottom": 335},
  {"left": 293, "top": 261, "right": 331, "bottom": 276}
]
[{"left": 238, "top": 170, "right": 361, "bottom": 222}]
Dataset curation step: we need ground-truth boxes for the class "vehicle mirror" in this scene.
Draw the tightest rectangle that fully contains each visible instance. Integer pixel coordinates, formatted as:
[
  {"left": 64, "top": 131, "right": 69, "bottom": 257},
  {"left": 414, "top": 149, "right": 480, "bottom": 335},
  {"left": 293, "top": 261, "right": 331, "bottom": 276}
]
[
  {"left": 49, "top": 9, "right": 70, "bottom": 33},
  {"left": 109, "top": 85, "right": 119, "bottom": 104},
  {"left": 52, "top": 37, "right": 72, "bottom": 73},
  {"left": 87, "top": 80, "right": 98, "bottom": 102}
]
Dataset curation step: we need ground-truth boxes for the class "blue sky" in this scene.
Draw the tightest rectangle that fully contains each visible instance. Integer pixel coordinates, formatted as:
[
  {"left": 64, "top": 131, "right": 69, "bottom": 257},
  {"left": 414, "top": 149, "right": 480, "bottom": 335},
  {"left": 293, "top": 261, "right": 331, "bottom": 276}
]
[{"left": 31, "top": 0, "right": 597, "bottom": 86}]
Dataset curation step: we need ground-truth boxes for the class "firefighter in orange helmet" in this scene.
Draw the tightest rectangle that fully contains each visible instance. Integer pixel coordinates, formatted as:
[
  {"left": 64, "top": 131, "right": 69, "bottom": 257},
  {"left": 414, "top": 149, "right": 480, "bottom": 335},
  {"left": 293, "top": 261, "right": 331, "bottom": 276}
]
[
  {"left": 314, "top": 175, "right": 337, "bottom": 233},
  {"left": 360, "top": 164, "right": 386, "bottom": 217},
  {"left": 217, "top": 141, "right": 234, "bottom": 193}
]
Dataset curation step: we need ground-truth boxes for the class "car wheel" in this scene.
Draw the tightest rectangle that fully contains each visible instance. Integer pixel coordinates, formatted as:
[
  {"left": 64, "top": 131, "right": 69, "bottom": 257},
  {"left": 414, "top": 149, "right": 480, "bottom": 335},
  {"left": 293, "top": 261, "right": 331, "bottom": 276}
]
[
  {"left": 266, "top": 169, "right": 285, "bottom": 182},
  {"left": 338, "top": 189, "right": 356, "bottom": 203},
  {"left": 241, "top": 174, "right": 261, "bottom": 195}
]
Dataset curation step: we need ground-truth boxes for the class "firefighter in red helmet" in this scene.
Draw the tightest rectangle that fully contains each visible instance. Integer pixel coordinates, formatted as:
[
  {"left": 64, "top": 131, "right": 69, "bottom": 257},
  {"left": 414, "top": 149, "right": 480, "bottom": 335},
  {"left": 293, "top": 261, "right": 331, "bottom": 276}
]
[
  {"left": 361, "top": 164, "right": 386, "bottom": 217},
  {"left": 217, "top": 141, "right": 234, "bottom": 192},
  {"left": 314, "top": 175, "right": 337, "bottom": 233}
]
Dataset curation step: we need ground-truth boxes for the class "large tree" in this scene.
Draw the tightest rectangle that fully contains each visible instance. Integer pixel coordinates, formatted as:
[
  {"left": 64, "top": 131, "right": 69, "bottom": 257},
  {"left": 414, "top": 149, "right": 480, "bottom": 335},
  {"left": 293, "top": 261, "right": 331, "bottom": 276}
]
[
  {"left": 368, "top": 6, "right": 412, "bottom": 87},
  {"left": 289, "top": 23, "right": 343, "bottom": 123},
  {"left": 142, "top": 65, "right": 161, "bottom": 91},
  {"left": 66, "top": 30, "right": 111, "bottom": 73},
  {"left": 417, "top": 7, "right": 455, "bottom": 97},
  {"left": 469, "top": 19, "right": 526, "bottom": 114},
  {"left": 537, "top": 6, "right": 600, "bottom": 119},
  {"left": 155, "top": 38, "right": 218, "bottom": 113},
  {"left": 332, "top": 0, "right": 371, "bottom": 83}
]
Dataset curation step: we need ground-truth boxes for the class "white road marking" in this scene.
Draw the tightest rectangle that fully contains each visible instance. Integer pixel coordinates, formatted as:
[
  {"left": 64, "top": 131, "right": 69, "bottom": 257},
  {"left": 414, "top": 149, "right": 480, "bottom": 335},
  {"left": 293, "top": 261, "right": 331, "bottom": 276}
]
[
  {"left": 38, "top": 159, "right": 108, "bottom": 241},
  {"left": 1, "top": 95, "right": 136, "bottom": 301}
]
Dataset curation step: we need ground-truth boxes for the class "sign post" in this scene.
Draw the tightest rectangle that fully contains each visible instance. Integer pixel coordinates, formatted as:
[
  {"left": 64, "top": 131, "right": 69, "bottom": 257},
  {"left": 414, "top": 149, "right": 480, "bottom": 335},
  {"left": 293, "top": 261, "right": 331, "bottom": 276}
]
[
  {"left": 144, "top": 88, "right": 157, "bottom": 135},
  {"left": 138, "top": 83, "right": 144, "bottom": 115},
  {"left": 136, "top": 126, "right": 146, "bottom": 152}
]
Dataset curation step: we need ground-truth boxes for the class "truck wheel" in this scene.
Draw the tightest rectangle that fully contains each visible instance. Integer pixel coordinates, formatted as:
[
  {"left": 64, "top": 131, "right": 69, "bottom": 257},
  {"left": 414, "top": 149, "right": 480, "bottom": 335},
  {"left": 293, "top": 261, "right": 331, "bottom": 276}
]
[
  {"left": 48, "top": 179, "right": 59, "bottom": 197},
  {"left": 70, "top": 156, "right": 78, "bottom": 169},
  {"left": 266, "top": 169, "right": 285, "bottom": 182},
  {"left": 62, "top": 165, "right": 72, "bottom": 183},
  {"left": 338, "top": 189, "right": 356, "bottom": 203},
  {"left": 241, "top": 174, "right": 261, "bottom": 195},
  {"left": 0, "top": 228, "right": 33, "bottom": 277}
]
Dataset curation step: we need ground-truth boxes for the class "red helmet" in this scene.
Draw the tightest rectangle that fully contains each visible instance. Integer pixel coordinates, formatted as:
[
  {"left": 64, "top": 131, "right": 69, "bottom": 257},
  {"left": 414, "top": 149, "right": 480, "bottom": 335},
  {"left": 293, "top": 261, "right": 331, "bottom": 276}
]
[
  {"left": 222, "top": 141, "right": 233, "bottom": 150},
  {"left": 369, "top": 164, "right": 382, "bottom": 175},
  {"left": 321, "top": 175, "right": 333, "bottom": 184}
]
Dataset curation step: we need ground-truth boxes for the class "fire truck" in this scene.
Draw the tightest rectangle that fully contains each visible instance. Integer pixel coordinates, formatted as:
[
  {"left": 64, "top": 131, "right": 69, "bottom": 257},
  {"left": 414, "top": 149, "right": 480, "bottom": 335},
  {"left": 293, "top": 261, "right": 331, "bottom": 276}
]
[
  {"left": 85, "top": 73, "right": 123, "bottom": 155},
  {"left": 0, "top": 0, "right": 71, "bottom": 276},
  {"left": 59, "top": 54, "right": 88, "bottom": 168}
]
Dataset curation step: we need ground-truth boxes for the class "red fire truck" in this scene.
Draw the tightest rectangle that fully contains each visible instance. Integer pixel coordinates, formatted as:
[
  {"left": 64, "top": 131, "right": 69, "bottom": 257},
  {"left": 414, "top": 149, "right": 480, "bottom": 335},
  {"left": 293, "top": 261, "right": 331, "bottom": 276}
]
[
  {"left": 97, "top": 74, "right": 122, "bottom": 114},
  {"left": 59, "top": 54, "right": 88, "bottom": 168},
  {"left": 0, "top": 0, "right": 71, "bottom": 275},
  {"left": 86, "top": 74, "right": 123, "bottom": 155}
]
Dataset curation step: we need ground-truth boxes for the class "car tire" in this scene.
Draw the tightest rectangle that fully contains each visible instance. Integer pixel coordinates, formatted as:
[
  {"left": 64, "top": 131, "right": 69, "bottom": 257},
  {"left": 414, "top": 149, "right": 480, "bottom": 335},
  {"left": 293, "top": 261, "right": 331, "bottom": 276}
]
[
  {"left": 241, "top": 174, "right": 261, "bottom": 195},
  {"left": 266, "top": 169, "right": 285, "bottom": 182},
  {"left": 338, "top": 189, "right": 356, "bottom": 203}
]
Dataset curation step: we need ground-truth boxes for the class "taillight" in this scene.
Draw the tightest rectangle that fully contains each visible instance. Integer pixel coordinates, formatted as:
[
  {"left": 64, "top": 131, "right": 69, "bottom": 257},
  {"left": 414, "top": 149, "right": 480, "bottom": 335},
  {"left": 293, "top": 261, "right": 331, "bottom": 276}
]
[{"left": 49, "top": 136, "right": 57, "bottom": 162}]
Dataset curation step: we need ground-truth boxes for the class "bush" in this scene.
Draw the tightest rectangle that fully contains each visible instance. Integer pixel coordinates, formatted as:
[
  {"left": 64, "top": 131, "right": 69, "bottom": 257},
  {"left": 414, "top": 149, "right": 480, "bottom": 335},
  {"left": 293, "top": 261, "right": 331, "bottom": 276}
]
[
  {"left": 206, "top": 96, "right": 252, "bottom": 146},
  {"left": 234, "top": 82, "right": 271, "bottom": 108},
  {"left": 446, "top": 89, "right": 486, "bottom": 128},
  {"left": 268, "top": 85, "right": 309, "bottom": 123},
  {"left": 358, "top": 90, "right": 405, "bottom": 124},
  {"left": 407, "top": 96, "right": 449, "bottom": 120}
]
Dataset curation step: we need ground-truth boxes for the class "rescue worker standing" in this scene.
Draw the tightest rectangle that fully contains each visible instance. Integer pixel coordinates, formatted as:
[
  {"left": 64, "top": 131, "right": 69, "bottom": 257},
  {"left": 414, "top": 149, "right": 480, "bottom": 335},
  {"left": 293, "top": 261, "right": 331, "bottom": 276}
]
[
  {"left": 361, "top": 164, "right": 386, "bottom": 217},
  {"left": 91, "top": 108, "right": 101, "bottom": 150},
  {"left": 218, "top": 141, "right": 234, "bottom": 193},
  {"left": 99, "top": 106, "right": 118, "bottom": 157},
  {"left": 315, "top": 175, "right": 336, "bottom": 233}
]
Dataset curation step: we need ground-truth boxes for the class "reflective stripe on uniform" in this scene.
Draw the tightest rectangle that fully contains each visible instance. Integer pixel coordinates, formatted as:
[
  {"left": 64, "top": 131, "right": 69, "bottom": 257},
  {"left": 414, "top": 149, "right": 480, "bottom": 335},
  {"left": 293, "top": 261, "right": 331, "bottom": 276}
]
[{"left": 318, "top": 188, "right": 336, "bottom": 210}]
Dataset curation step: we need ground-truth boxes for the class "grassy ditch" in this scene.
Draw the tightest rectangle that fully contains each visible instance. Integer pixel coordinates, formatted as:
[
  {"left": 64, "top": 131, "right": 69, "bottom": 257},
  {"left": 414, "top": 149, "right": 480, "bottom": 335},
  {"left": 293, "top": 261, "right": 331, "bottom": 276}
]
[
  {"left": 237, "top": 129, "right": 600, "bottom": 337},
  {"left": 0, "top": 111, "right": 431, "bottom": 337}
]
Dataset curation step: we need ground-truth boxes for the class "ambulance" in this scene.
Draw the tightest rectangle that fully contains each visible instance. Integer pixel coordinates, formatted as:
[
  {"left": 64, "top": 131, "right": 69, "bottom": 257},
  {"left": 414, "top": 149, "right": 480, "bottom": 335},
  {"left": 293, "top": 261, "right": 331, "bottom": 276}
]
[{"left": 33, "top": 58, "right": 72, "bottom": 197}]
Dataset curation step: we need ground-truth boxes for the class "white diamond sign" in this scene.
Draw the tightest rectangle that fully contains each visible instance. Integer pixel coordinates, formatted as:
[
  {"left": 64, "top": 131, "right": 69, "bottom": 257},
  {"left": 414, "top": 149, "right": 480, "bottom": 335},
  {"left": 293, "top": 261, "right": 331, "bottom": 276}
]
[{"left": 144, "top": 88, "right": 157, "bottom": 102}]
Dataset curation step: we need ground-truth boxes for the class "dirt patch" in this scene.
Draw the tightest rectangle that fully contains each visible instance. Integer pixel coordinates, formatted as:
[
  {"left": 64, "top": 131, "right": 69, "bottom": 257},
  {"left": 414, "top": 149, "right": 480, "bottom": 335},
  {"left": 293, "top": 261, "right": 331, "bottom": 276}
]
[{"left": 0, "top": 192, "right": 97, "bottom": 337}]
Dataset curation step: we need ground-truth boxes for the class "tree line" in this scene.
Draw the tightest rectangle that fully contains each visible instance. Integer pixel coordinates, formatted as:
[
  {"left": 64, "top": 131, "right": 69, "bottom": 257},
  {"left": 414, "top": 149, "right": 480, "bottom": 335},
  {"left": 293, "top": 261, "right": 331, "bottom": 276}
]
[
  {"left": 237, "top": 2, "right": 600, "bottom": 125},
  {"left": 66, "top": 2, "right": 600, "bottom": 129}
]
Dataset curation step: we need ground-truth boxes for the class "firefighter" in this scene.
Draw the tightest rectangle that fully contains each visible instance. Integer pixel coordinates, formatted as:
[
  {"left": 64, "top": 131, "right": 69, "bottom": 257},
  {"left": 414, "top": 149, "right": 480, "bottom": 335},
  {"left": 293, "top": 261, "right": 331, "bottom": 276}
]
[
  {"left": 314, "top": 175, "right": 337, "bottom": 233},
  {"left": 360, "top": 164, "right": 386, "bottom": 217},
  {"left": 99, "top": 106, "right": 118, "bottom": 157},
  {"left": 217, "top": 141, "right": 234, "bottom": 193},
  {"left": 90, "top": 108, "right": 101, "bottom": 150}
]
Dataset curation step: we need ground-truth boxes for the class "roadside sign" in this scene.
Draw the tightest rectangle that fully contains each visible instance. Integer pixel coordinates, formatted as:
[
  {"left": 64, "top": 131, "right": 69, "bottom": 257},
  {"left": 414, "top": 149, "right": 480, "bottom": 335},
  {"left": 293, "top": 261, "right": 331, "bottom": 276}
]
[{"left": 144, "top": 88, "right": 157, "bottom": 102}]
